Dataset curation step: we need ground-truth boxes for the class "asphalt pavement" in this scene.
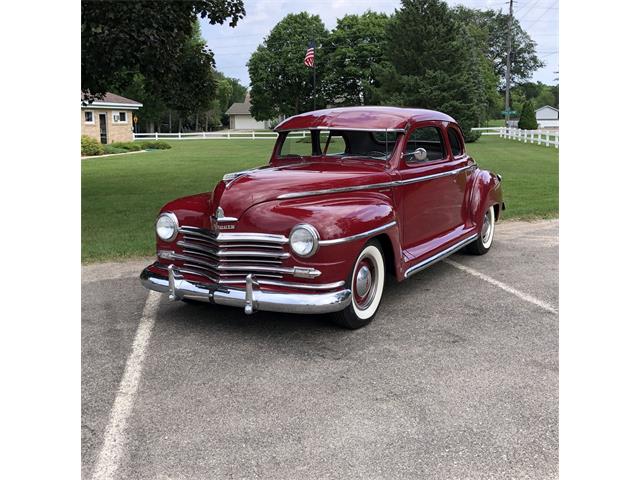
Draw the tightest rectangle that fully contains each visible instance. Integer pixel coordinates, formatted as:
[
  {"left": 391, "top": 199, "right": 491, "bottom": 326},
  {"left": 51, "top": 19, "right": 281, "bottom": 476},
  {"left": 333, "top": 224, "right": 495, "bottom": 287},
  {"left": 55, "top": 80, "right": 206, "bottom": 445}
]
[{"left": 82, "top": 219, "right": 558, "bottom": 480}]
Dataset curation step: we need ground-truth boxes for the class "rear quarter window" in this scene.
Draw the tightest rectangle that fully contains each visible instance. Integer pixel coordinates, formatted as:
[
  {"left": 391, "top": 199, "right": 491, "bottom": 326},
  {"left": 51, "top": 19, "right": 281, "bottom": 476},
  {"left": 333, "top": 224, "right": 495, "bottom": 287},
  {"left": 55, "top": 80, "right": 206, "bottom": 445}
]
[{"left": 447, "top": 128, "right": 464, "bottom": 157}]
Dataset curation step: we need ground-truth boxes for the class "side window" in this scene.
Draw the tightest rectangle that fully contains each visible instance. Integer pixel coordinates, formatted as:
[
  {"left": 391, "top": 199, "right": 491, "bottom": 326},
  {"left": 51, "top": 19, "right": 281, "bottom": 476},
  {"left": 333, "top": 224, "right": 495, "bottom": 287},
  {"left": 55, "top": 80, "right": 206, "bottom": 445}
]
[
  {"left": 447, "top": 128, "right": 464, "bottom": 157},
  {"left": 405, "top": 126, "right": 445, "bottom": 162},
  {"left": 323, "top": 133, "right": 346, "bottom": 155}
]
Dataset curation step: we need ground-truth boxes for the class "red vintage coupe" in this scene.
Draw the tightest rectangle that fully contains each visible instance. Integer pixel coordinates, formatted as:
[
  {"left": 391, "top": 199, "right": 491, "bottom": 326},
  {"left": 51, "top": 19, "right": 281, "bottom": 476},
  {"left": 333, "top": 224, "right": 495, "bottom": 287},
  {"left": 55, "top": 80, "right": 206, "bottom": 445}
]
[{"left": 141, "top": 107, "right": 504, "bottom": 328}]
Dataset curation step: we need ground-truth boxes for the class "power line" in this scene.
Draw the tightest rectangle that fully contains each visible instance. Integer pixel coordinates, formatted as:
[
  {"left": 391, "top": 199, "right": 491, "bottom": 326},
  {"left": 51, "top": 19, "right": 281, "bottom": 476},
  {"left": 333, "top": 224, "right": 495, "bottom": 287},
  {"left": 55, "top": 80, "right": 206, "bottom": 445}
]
[{"left": 522, "top": 0, "right": 558, "bottom": 29}]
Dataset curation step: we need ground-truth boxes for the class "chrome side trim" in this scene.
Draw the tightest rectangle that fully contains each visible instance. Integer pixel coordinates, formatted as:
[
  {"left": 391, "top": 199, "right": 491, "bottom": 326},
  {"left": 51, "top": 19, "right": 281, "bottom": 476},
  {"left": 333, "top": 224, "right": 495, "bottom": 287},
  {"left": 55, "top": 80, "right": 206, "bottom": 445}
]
[
  {"left": 318, "top": 221, "right": 397, "bottom": 246},
  {"left": 404, "top": 233, "right": 478, "bottom": 278},
  {"left": 276, "top": 165, "right": 475, "bottom": 200},
  {"left": 399, "top": 165, "right": 475, "bottom": 185},
  {"left": 277, "top": 181, "right": 397, "bottom": 200}
]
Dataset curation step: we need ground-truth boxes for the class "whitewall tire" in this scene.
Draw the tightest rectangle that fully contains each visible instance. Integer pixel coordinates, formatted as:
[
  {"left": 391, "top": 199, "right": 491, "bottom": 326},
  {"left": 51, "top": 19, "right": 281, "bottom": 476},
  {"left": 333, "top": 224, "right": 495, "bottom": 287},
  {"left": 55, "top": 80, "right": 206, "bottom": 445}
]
[
  {"left": 331, "top": 240, "right": 385, "bottom": 329},
  {"left": 467, "top": 206, "right": 496, "bottom": 255}
]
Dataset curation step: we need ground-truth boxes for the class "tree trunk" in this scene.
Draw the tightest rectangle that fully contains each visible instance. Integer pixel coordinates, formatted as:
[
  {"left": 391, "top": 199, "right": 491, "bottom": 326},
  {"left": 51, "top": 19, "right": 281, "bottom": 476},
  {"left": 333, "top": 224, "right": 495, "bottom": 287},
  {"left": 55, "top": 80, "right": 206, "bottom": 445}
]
[
  {"left": 195, "top": 113, "right": 199, "bottom": 132},
  {"left": 178, "top": 117, "right": 183, "bottom": 133},
  {"left": 169, "top": 110, "right": 173, "bottom": 133},
  {"left": 205, "top": 112, "right": 209, "bottom": 131}
]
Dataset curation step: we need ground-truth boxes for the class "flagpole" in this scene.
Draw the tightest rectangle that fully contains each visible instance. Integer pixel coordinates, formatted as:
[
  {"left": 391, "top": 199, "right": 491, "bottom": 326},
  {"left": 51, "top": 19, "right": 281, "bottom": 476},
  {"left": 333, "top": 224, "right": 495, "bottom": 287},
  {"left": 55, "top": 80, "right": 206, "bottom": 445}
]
[{"left": 313, "top": 41, "right": 316, "bottom": 110}]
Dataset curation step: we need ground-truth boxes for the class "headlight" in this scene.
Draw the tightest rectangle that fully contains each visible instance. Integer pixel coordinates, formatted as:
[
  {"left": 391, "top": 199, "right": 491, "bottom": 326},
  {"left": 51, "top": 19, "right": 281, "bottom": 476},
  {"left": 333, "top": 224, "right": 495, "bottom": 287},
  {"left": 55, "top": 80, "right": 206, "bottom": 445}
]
[
  {"left": 289, "top": 224, "right": 319, "bottom": 257},
  {"left": 156, "top": 212, "right": 179, "bottom": 241}
]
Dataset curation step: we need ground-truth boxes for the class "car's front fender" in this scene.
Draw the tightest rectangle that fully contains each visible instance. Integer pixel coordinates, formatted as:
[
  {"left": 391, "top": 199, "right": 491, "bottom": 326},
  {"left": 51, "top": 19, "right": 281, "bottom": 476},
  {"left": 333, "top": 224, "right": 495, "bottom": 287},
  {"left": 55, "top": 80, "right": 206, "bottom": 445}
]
[{"left": 239, "top": 192, "right": 403, "bottom": 282}]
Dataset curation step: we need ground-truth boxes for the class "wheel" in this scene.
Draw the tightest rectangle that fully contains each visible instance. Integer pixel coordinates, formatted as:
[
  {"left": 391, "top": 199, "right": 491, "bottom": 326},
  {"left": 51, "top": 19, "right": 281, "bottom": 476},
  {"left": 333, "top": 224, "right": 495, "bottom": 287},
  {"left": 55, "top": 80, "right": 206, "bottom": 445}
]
[
  {"left": 331, "top": 240, "right": 385, "bottom": 329},
  {"left": 466, "top": 205, "right": 495, "bottom": 255}
]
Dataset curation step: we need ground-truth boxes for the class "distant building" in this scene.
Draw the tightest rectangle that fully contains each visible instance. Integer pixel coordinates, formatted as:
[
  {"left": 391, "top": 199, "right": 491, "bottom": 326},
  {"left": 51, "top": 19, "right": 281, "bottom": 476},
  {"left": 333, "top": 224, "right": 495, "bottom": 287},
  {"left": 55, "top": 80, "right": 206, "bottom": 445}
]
[
  {"left": 81, "top": 93, "right": 143, "bottom": 144},
  {"left": 535, "top": 105, "right": 559, "bottom": 128},
  {"left": 226, "top": 93, "right": 270, "bottom": 130}
]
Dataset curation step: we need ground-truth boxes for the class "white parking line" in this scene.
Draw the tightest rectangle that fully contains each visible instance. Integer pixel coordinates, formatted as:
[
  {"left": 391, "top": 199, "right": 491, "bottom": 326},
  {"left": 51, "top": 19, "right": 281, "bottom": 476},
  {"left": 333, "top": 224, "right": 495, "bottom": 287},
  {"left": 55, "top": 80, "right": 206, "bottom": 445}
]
[
  {"left": 91, "top": 291, "right": 162, "bottom": 480},
  {"left": 444, "top": 259, "right": 558, "bottom": 315}
]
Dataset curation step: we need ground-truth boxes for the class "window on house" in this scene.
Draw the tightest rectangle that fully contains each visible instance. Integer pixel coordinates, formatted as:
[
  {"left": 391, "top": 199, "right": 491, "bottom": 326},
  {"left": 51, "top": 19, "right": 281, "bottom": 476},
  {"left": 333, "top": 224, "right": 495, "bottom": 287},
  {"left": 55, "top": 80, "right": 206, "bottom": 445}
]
[
  {"left": 113, "top": 111, "right": 127, "bottom": 123},
  {"left": 447, "top": 128, "right": 464, "bottom": 157},
  {"left": 84, "top": 111, "right": 94, "bottom": 123}
]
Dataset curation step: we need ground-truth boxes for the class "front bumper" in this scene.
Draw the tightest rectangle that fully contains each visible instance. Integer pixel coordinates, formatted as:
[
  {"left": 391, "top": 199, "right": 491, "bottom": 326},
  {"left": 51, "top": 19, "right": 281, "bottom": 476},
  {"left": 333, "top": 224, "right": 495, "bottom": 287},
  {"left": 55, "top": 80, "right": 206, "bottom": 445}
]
[{"left": 140, "top": 264, "right": 352, "bottom": 315}]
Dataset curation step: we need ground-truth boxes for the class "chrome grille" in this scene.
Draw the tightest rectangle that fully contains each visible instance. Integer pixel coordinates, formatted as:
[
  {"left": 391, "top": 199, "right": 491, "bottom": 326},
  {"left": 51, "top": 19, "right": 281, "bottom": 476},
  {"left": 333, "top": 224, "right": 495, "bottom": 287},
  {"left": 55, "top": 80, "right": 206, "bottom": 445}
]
[{"left": 163, "top": 226, "right": 307, "bottom": 287}]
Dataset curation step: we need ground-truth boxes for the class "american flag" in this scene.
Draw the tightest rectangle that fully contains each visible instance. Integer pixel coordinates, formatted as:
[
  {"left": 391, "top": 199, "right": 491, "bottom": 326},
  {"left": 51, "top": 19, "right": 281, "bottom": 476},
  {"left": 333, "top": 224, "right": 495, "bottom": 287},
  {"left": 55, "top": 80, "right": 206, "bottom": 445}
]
[{"left": 304, "top": 41, "right": 315, "bottom": 68}]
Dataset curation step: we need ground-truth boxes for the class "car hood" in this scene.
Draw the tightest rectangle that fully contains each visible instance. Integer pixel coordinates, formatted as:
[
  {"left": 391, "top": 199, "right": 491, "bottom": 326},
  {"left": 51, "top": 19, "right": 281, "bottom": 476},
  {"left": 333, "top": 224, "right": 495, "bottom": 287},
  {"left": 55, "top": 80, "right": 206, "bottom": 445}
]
[{"left": 211, "top": 161, "right": 392, "bottom": 219}]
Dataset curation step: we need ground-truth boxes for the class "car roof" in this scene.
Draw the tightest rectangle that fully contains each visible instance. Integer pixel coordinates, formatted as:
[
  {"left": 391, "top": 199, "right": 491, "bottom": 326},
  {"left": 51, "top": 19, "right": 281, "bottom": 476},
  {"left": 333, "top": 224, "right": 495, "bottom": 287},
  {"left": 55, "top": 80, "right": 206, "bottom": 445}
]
[{"left": 274, "top": 106, "right": 456, "bottom": 132}]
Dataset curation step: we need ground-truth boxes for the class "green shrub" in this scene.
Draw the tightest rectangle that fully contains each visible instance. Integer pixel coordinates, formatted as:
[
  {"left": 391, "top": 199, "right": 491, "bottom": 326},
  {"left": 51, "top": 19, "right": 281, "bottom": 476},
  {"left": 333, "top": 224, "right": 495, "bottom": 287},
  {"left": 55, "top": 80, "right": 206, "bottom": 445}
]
[
  {"left": 140, "top": 140, "right": 172, "bottom": 150},
  {"left": 518, "top": 101, "right": 538, "bottom": 130},
  {"left": 109, "top": 142, "right": 142, "bottom": 151},
  {"left": 81, "top": 135, "right": 105, "bottom": 156},
  {"left": 104, "top": 145, "right": 128, "bottom": 155},
  {"left": 464, "top": 130, "right": 481, "bottom": 143}
]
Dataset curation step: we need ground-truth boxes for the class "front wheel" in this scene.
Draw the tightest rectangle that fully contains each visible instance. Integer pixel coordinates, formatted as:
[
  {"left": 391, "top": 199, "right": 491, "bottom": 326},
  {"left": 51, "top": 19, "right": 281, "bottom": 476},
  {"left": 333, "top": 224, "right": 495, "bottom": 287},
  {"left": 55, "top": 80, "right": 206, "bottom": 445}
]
[
  {"left": 331, "top": 240, "right": 385, "bottom": 329},
  {"left": 466, "top": 205, "right": 495, "bottom": 255}
]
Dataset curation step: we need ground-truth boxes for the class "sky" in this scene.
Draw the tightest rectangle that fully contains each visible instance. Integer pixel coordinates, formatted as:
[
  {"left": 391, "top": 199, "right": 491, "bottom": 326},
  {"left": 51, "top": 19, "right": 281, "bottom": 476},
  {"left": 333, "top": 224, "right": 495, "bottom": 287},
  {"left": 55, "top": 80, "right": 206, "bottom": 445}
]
[{"left": 199, "top": 0, "right": 558, "bottom": 88}]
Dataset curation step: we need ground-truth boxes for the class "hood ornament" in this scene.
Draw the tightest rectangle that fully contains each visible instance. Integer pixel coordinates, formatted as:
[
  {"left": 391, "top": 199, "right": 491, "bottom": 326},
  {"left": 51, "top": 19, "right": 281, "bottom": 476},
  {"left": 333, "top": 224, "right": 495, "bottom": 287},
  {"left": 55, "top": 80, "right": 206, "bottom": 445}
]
[{"left": 211, "top": 207, "right": 238, "bottom": 232}]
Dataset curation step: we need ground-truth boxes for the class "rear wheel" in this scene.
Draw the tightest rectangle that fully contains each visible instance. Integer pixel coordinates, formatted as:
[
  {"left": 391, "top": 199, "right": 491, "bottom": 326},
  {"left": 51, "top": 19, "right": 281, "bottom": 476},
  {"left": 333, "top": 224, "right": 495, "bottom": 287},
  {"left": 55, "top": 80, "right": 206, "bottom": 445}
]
[
  {"left": 331, "top": 240, "right": 385, "bottom": 329},
  {"left": 466, "top": 206, "right": 495, "bottom": 255}
]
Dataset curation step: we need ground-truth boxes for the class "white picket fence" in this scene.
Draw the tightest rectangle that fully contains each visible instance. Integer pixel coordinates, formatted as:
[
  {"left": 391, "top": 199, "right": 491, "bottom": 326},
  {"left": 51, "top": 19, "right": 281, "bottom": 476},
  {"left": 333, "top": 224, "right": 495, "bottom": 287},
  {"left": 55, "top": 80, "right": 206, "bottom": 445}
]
[
  {"left": 472, "top": 127, "right": 559, "bottom": 148},
  {"left": 133, "top": 130, "right": 291, "bottom": 141},
  {"left": 135, "top": 127, "right": 559, "bottom": 148}
]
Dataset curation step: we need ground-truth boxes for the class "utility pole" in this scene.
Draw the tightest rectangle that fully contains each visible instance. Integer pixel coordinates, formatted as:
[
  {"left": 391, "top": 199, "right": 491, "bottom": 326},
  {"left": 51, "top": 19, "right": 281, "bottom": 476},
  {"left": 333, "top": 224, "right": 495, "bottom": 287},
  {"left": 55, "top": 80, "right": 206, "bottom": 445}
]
[{"left": 504, "top": 0, "right": 514, "bottom": 127}]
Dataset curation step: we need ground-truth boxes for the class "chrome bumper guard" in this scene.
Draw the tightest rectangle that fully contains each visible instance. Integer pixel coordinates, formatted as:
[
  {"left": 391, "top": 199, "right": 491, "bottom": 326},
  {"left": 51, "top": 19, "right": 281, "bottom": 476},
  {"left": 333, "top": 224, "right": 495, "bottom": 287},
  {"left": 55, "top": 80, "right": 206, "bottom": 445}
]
[{"left": 140, "top": 264, "right": 352, "bottom": 315}]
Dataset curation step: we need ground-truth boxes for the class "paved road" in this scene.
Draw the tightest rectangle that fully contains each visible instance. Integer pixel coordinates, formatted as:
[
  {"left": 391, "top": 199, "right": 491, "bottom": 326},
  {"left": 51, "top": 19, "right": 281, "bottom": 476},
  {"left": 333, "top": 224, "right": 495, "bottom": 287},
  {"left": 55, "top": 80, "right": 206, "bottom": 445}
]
[{"left": 82, "top": 219, "right": 558, "bottom": 480}]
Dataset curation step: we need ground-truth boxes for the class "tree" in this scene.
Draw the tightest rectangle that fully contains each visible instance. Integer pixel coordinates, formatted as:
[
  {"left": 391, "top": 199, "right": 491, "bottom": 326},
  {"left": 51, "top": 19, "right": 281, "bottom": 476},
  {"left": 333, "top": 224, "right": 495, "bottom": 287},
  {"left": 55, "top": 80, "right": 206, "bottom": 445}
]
[
  {"left": 323, "top": 12, "right": 389, "bottom": 106},
  {"left": 119, "top": 74, "right": 168, "bottom": 133},
  {"left": 511, "top": 81, "right": 558, "bottom": 110},
  {"left": 453, "top": 6, "right": 544, "bottom": 86},
  {"left": 81, "top": 0, "right": 245, "bottom": 101},
  {"left": 372, "top": 0, "right": 488, "bottom": 140},
  {"left": 248, "top": 13, "right": 328, "bottom": 120},
  {"left": 160, "top": 23, "right": 218, "bottom": 131},
  {"left": 518, "top": 100, "right": 538, "bottom": 130},
  {"left": 210, "top": 71, "right": 247, "bottom": 128}
]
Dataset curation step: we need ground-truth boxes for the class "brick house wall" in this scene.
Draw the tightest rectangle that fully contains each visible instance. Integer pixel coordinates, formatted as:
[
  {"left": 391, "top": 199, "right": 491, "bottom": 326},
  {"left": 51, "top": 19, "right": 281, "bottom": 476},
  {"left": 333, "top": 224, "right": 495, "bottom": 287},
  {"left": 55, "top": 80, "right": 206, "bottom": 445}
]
[{"left": 81, "top": 109, "right": 135, "bottom": 143}]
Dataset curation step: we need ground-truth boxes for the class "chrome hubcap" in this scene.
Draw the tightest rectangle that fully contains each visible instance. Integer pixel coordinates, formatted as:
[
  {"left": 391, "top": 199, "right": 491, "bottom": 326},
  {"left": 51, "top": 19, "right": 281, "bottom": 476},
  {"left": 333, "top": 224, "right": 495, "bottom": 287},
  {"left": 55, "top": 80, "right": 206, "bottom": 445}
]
[
  {"left": 355, "top": 265, "right": 372, "bottom": 297},
  {"left": 353, "top": 257, "right": 377, "bottom": 310}
]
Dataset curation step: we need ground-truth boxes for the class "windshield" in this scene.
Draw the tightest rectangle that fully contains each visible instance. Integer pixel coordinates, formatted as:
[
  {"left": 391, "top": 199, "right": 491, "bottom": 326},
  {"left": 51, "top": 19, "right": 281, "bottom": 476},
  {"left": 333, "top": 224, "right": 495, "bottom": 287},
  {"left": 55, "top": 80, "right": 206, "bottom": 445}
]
[{"left": 277, "top": 129, "right": 400, "bottom": 161}]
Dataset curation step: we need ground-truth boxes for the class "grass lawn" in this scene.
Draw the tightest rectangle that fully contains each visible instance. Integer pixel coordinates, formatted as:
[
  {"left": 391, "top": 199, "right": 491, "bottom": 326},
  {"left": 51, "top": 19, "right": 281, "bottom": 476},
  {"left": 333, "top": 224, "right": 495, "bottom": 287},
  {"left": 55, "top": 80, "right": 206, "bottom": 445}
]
[
  {"left": 81, "top": 135, "right": 558, "bottom": 263},
  {"left": 479, "top": 119, "right": 505, "bottom": 127}
]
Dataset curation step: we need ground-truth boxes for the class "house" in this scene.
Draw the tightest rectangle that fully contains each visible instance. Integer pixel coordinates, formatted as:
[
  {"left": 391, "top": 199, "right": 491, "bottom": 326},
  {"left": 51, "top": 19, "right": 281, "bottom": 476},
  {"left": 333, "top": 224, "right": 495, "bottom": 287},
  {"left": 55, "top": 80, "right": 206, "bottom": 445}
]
[
  {"left": 226, "top": 92, "right": 270, "bottom": 130},
  {"left": 535, "top": 105, "right": 559, "bottom": 128},
  {"left": 81, "top": 92, "right": 143, "bottom": 144}
]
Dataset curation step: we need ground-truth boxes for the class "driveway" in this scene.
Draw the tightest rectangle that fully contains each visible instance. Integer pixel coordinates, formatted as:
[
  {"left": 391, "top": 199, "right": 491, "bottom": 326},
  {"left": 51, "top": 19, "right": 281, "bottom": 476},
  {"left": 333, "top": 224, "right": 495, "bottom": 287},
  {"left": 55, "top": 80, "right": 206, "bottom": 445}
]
[{"left": 82, "top": 219, "right": 558, "bottom": 480}]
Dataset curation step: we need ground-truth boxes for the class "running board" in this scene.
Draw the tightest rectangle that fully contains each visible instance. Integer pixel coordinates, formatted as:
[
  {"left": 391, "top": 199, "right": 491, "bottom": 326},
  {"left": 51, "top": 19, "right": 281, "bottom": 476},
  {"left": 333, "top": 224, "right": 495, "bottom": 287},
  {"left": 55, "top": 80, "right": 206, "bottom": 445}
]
[{"left": 404, "top": 234, "right": 478, "bottom": 278}]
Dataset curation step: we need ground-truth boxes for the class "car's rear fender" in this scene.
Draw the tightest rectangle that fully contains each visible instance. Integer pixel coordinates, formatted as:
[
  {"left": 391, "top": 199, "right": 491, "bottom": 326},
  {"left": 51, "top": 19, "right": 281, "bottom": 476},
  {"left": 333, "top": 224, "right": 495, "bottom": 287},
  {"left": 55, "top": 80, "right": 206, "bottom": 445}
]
[{"left": 467, "top": 168, "right": 504, "bottom": 228}]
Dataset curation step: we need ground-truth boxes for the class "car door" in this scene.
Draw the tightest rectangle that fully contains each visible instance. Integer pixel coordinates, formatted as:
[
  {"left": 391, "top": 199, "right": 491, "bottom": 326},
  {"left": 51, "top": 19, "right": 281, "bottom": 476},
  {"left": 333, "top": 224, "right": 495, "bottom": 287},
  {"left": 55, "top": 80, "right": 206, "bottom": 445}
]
[{"left": 397, "top": 122, "right": 470, "bottom": 253}]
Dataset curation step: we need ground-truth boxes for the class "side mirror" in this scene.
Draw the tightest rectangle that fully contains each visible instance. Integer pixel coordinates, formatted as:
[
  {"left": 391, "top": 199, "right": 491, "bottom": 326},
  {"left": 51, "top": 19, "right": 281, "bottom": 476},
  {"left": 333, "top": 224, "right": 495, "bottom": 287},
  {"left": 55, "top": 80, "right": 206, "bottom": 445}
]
[{"left": 404, "top": 147, "right": 428, "bottom": 162}]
